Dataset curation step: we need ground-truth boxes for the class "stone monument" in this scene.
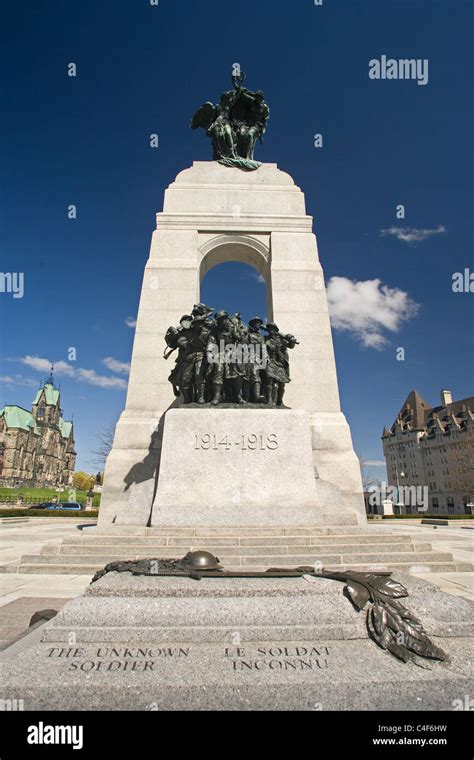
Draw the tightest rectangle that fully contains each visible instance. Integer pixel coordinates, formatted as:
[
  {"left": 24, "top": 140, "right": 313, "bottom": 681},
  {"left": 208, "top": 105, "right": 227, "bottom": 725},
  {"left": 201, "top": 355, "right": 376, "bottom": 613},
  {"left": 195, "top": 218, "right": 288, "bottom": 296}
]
[
  {"left": 2, "top": 72, "right": 472, "bottom": 712},
  {"left": 98, "top": 72, "right": 365, "bottom": 532}
]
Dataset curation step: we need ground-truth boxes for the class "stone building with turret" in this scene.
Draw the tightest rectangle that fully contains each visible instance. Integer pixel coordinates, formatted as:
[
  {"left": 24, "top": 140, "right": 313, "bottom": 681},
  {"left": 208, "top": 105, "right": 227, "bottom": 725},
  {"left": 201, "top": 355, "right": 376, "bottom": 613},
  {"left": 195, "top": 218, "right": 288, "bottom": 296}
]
[
  {"left": 382, "top": 389, "right": 474, "bottom": 515},
  {"left": 0, "top": 375, "right": 76, "bottom": 488}
]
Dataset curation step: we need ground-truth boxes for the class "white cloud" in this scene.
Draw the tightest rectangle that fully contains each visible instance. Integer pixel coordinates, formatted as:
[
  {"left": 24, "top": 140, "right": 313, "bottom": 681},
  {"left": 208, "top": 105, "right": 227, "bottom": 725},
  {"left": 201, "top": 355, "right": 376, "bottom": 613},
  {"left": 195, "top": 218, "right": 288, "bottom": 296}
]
[
  {"left": 327, "top": 277, "right": 420, "bottom": 350},
  {"left": 0, "top": 374, "right": 39, "bottom": 388},
  {"left": 361, "top": 460, "right": 386, "bottom": 467},
  {"left": 102, "top": 357, "right": 130, "bottom": 375},
  {"left": 125, "top": 316, "right": 137, "bottom": 328},
  {"left": 76, "top": 368, "right": 127, "bottom": 389},
  {"left": 246, "top": 271, "right": 265, "bottom": 285},
  {"left": 17, "top": 356, "right": 127, "bottom": 390},
  {"left": 21, "top": 356, "right": 74, "bottom": 376},
  {"left": 380, "top": 225, "right": 446, "bottom": 243}
]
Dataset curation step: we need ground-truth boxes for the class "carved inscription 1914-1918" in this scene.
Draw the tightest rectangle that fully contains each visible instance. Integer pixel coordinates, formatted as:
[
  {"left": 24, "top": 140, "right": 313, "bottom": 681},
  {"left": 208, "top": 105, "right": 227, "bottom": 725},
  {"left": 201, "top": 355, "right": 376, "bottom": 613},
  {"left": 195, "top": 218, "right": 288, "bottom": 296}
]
[{"left": 193, "top": 433, "right": 278, "bottom": 450}]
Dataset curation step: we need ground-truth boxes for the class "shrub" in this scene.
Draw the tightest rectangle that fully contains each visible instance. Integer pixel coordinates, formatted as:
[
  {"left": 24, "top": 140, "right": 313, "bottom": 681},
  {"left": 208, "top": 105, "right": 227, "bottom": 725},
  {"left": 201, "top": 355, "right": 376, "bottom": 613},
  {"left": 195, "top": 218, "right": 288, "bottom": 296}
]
[
  {"left": 374, "top": 513, "right": 474, "bottom": 520},
  {"left": 0, "top": 508, "right": 98, "bottom": 518}
]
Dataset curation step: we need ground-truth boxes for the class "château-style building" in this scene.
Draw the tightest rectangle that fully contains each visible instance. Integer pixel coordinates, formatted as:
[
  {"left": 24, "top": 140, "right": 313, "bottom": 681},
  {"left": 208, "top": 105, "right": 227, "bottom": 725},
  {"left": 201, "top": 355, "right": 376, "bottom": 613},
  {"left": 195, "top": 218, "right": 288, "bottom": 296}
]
[
  {"left": 0, "top": 374, "right": 76, "bottom": 488},
  {"left": 382, "top": 389, "right": 474, "bottom": 515}
]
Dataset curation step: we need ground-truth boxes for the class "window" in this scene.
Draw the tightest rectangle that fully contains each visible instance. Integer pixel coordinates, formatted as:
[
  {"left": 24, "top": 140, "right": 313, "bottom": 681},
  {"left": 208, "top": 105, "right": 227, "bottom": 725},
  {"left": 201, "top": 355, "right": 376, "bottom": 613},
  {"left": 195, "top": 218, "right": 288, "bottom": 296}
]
[
  {"left": 432, "top": 497, "right": 439, "bottom": 510},
  {"left": 37, "top": 405, "right": 45, "bottom": 420},
  {"left": 446, "top": 497, "right": 455, "bottom": 514}
]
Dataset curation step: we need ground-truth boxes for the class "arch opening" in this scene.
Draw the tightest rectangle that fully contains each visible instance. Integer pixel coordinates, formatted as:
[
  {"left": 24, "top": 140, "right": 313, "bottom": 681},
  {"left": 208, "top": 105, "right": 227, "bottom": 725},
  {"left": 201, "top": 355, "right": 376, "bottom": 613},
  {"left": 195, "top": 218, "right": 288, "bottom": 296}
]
[{"left": 199, "top": 238, "right": 273, "bottom": 321}]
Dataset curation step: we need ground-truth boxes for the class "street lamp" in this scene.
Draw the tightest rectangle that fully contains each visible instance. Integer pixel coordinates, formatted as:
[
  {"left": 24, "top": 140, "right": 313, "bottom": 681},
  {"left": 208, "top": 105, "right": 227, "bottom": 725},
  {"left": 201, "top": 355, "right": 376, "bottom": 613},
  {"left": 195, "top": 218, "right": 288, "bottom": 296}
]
[{"left": 395, "top": 467, "right": 405, "bottom": 510}]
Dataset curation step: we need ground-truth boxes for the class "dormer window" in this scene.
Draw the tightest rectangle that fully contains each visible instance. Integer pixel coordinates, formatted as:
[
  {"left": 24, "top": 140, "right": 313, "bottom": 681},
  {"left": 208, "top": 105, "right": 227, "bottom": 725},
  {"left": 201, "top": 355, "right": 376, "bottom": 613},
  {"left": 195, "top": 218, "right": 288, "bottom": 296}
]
[{"left": 37, "top": 405, "right": 45, "bottom": 420}]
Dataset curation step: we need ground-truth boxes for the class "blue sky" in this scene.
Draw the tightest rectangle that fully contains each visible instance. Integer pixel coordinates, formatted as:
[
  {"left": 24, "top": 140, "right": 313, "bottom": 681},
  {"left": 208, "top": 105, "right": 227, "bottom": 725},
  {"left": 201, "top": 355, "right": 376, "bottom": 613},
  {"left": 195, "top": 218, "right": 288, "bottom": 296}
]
[{"left": 1, "top": 0, "right": 473, "bottom": 478}]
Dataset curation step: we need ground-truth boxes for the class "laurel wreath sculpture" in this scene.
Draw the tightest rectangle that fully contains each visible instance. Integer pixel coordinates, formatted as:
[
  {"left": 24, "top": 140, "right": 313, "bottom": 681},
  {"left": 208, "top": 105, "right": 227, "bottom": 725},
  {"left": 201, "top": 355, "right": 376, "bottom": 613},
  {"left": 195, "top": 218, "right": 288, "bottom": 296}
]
[
  {"left": 91, "top": 555, "right": 447, "bottom": 666},
  {"left": 321, "top": 569, "right": 447, "bottom": 665}
]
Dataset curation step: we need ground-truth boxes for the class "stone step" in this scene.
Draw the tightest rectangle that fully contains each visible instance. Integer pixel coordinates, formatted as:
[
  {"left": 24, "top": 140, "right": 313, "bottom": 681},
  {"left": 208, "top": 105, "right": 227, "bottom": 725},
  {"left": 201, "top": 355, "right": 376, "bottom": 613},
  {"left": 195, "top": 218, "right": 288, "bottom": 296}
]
[
  {"left": 54, "top": 541, "right": 421, "bottom": 557},
  {"left": 0, "top": 517, "right": 29, "bottom": 524},
  {"left": 230, "top": 561, "right": 474, "bottom": 574},
  {"left": 16, "top": 560, "right": 468, "bottom": 575},
  {"left": 88, "top": 520, "right": 364, "bottom": 538},
  {"left": 60, "top": 532, "right": 411, "bottom": 547},
  {"left": 0, "top": 562, "right": 19, "bottom": 573},
  {"left": 18, "top": 550, "right": 456, "bottom": 568}
]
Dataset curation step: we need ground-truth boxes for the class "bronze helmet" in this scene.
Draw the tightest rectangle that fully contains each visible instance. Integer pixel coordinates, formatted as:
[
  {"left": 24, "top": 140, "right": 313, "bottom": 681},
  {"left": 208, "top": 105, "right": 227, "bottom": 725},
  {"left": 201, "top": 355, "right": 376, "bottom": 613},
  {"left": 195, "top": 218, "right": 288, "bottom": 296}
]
[
  {"left": 264, "top": 322, "right": 279, "bottom": 333},
  {"left": 182, "top": 550, "right": 221, "bottom": 570}
]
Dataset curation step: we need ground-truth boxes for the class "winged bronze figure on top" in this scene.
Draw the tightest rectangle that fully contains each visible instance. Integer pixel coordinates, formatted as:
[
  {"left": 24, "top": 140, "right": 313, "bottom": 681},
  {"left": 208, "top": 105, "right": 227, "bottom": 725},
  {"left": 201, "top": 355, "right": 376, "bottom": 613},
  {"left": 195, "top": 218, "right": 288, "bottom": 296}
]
[{"left": 191, "top": 70, "right": 270, "bottom": 171}]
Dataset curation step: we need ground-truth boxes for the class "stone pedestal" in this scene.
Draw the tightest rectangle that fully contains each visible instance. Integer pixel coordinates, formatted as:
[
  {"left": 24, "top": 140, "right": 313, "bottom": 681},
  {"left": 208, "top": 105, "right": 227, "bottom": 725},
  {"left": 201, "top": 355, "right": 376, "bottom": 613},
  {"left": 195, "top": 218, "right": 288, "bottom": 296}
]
[
  {"left": 382, "top": 499, "right": 396, "bottom": 516},
  {"left": 98, "top": 161, "right": 365, "bottom": 528},
  {"left": 152, "top": 408, "right": 319, "bottom": 527},
  {"left": 1, "top": 572, "right": 472, "bottom": 711}
]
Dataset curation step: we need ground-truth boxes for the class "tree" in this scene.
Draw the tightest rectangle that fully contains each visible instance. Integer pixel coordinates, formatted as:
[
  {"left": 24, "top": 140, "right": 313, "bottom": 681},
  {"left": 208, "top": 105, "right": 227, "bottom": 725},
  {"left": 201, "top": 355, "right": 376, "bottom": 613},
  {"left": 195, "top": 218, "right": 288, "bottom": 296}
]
[
  {"left": 73, "top": 471, "right": 95, "bottom": 491},
  {"left": 358, "top": 455, "right": 384, "bottom": 492},
  {"left": 89, "top": 422, "right": 116, "bottom": 469}
]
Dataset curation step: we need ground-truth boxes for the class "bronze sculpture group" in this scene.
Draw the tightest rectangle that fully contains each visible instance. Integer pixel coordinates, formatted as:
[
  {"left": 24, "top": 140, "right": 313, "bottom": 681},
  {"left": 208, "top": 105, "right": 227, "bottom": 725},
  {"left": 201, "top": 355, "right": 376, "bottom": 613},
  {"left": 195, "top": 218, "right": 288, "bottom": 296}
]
[
  {"left": 164, "top": 304, "right": 298, "bottom": 407},
  {"left": 191, "top": 70, "right": 270, "bottom": 171}
]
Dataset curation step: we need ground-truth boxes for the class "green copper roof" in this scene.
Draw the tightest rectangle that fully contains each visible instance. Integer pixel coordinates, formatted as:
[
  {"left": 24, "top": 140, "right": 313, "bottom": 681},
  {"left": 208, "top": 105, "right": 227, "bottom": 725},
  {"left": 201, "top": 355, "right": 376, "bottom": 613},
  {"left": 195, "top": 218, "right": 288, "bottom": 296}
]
[
  {"left": 0, "top": 406, "right": 38, "bottom": 433},
  {"left": 0, "top": 405, "right": 73, "bottom": 439},
  {"left": 32, "top": 382, "right": 60, "bottom": 407},
  {"left": 60, "top": 418, "right": 73, "bottom": 439}
]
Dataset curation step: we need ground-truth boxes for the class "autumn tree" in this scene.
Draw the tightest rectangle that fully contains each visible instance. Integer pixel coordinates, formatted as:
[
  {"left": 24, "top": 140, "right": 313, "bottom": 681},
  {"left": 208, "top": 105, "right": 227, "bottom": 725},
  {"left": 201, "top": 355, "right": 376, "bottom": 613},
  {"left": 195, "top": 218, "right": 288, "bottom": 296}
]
[{"left": 73, "top": 471, "right": 95, "bottom": 492}]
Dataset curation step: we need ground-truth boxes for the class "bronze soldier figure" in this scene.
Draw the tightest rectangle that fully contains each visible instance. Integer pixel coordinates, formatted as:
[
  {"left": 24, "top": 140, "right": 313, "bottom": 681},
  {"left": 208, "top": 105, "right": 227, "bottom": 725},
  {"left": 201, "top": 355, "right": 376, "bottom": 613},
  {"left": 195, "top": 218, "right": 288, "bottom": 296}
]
[
  {"left": 166, "top": 315, "right": 211, "bottom": 404},
  {"left": 206, "top": 311, "right": 246, "bottom": 405},
  {"left": 245, "top": 316, "right": 267, "bottom": 403},
  {"left": 263, "top": 322, "right": 299, "bottom": 406},
  {"left": 165, "top": 314, "right": 193, "bottom": 397}
]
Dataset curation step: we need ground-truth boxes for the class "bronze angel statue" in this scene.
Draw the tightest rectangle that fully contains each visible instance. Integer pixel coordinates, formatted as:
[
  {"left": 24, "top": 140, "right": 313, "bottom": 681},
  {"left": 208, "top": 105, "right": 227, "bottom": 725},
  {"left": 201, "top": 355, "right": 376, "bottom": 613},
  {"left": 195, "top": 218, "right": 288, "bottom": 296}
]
[{"left": 191, "top": 70, "right": 270, "bottom": 171}]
